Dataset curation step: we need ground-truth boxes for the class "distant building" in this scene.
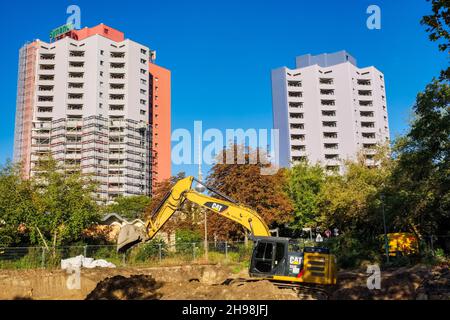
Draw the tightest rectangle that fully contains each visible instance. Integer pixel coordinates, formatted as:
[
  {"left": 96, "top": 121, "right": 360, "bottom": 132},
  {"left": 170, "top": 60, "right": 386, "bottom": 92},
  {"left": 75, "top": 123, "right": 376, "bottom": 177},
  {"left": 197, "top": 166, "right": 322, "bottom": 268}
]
[
  {"left": 13, "top": 23, "right": 171, "bottom": 202},
  {"left": 272, "top": 50, "right": 390, "bottom": 173}
]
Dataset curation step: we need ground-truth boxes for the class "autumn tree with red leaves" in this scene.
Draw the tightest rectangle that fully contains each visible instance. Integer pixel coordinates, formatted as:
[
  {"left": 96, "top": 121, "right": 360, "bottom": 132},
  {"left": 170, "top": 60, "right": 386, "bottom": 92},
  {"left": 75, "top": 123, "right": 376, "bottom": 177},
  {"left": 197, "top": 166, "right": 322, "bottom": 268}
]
[{"left": 205, "top": 144, "right": 293, "bottom": 241}]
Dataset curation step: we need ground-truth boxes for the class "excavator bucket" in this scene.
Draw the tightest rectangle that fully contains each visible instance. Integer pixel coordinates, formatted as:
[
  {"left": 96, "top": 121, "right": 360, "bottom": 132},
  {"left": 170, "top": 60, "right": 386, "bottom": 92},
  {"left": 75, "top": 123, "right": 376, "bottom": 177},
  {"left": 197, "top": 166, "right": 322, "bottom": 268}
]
[{"left": 117, "top": 224, "right": 145, "bottom": 253}]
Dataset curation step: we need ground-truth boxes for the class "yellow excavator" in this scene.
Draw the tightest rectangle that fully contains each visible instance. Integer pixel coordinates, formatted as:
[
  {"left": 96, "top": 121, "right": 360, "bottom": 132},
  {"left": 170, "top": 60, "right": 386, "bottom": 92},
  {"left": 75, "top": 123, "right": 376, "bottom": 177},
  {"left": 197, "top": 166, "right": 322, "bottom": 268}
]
[{"left": 117, "top": 176, "right": 337, "bottom": 286}]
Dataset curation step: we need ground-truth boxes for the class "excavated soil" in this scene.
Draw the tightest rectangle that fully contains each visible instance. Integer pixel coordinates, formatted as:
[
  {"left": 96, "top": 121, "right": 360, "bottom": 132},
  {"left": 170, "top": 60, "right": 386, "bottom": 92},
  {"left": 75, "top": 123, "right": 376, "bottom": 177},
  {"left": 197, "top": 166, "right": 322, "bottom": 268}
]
[
  {"left": 86, "top": 275, "right": 162, "bottom": 300},
  {"left": 0, "top": 263, "right": 448, "bottom": 300},
  {"left": 330, "top": 264, "right": 450, "bottom": 300}
]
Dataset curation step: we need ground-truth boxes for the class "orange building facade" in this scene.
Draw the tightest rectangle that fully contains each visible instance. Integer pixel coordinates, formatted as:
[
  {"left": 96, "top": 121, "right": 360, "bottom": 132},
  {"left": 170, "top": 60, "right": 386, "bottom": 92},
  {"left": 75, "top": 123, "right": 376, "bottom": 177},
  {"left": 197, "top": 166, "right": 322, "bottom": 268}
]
[{"left": 148, "top": 63, "right": 171, "bottom": 190}]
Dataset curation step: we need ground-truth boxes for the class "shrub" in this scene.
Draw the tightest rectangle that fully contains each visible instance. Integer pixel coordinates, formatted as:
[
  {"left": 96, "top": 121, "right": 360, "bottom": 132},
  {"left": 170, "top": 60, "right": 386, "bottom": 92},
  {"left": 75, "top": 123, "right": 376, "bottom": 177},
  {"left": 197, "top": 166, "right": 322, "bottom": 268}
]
[{"left": 134, "top": 239, "right": 167, "bottom": 262}]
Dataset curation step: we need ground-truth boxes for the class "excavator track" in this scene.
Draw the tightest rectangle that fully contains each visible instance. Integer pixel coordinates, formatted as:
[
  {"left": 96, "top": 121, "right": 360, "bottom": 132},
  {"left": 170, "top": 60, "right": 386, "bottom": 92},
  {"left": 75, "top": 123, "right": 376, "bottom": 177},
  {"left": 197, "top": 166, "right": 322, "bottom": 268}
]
[{"left": 219, "top": 278, "right": 332, "bottom": 300}]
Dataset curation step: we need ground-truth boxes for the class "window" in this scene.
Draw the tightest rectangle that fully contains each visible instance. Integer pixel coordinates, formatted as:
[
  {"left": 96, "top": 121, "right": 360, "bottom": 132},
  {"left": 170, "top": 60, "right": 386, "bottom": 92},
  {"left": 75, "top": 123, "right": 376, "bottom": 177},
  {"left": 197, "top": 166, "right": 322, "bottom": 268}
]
[
  {"left": 141, "top": 48, "right": 147, "bottom": 55},
  {"left": 67, "top": 104, "right": 83, "bottom": 110},
  {"left": 289, "top": 102, "right": 303, "bottom": 108},
  {"left": 289, "top": 112, "right": 303, "bottom": 119},
  {"left": 140, "top": 79, "right": 147, "bottom": 85},
  {"left": 288, "top": 91, "right": 302, "bottom": 97},
  {"left": 40, "top": 64, "right": 55, "bottom": 70},
  {"left": 319, "top": 78, "right": 334, "bottom": 85},
  {"left": 69, "top": 51, "right": 85, "bottom": 57},
  {"left": 322, "top": 110, "right": 336, "bottom": 116},
  {"left": 140, "top": 99, "right": 146, "bottom": 105},
  {"left": 287, "top": 81, "right": 302, "bottom": 87},
  {"left": 253, "top": 242, "right": 274, "bottom": 273},
  {"left": 357, "top": 79, "right": 371, "bottom": 86},
  {"left": 358, "top": 90, "right": 372, "bottom": 96},
  {"left": 68, "top": 72, "right": 83, "bottom": 78},
  {"left": 325, "top": 154, "right": 339, "bottom": 159},
  {"left": 323, "top": 132, "right": 338, "bottom": 139},
  {"left": 69, "top": 61, "right": 84, "bottom": 67},
  {"left": 362, "top": 132, "right": 375, "bottom": 139},
  {"left": 140, "top": 69, "right": 146, "bottom": 74},
  {"left": 141, "top": 58, "right": 146, "bottom": 64},
  {"left": 321, "top": 100, "right": 335, "bottom": 106},
  {"left": 320, "top": 89, "right": 334, "bottom": 95},
  {"left": 140, "top": 89, "right": 147, "bottom": 95},
  {"left": 322, "top": 121, "right": 337, "bottom": 127},
  {"left": 100, "top": 60, "right": 104, "bottom": 66},
  {"left": 68, "top": 82, "right": 83, "bottom": 89},
  {"left": 110, "top": 52, "right": 125, "bottom": 58},
  {"left": 38, "top": 96, "right": 53, "bottom": 102},
  {"left": 140, "top": 110, "right": 146, "bottom": 115},
  {"left": 39, "top": 74, "right": 54, "bottom": 80},
  {"left": 360, "top": 111, "right": 374, "bottom": 117},
  {"left": 99, "top": 71, "right": 104, "bottom": 77},
  {"left": 291, "top": 145, "right": 305, "bottom": 151},
  {"left": 291, "top": 134, "right": 305, "bottom": 141},
  {"left": 100, "top": 50, "right": 104, "bottom": 55},
  {"left": 109, "top": 105, "right": 124, "bottom": 111},
  {"left": 324, "top": 143, "right": 338, "bottom": 149},
  {"left": 361, "top": 122, "right": 375, "bottom": 128},
  {"left": 290, "top": 123, "right": 304, "bottom": 129}
]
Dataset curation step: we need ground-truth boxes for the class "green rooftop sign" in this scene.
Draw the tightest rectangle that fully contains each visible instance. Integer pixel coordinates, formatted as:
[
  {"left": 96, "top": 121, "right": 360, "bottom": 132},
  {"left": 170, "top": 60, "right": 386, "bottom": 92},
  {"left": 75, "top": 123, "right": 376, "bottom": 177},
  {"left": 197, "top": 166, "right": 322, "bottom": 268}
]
[{"left": 50, "top": 23, "right": 74, "bottom": 40}]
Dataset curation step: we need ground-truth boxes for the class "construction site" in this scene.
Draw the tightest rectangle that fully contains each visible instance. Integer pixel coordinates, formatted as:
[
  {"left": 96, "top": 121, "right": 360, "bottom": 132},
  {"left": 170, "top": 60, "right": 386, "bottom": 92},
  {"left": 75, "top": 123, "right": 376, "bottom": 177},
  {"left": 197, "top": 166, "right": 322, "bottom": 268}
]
[{"left": 0, "top": 262, "right": 448, "bottom": 300}]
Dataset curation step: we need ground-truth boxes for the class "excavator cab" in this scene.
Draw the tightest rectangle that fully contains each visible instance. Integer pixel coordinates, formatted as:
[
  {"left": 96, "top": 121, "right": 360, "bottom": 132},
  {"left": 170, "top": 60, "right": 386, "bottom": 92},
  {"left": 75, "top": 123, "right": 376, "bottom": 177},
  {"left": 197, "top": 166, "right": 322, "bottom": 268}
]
[{"left": 249, "top": 237, "right": 337, "bottom": 285}]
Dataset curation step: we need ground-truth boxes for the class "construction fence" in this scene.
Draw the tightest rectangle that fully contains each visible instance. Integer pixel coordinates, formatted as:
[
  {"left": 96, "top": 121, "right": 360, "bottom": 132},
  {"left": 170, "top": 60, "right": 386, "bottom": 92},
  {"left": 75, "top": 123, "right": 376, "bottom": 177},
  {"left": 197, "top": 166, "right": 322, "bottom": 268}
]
[{"left": 0, "top": 241, "right": 254, "bottom": 270}]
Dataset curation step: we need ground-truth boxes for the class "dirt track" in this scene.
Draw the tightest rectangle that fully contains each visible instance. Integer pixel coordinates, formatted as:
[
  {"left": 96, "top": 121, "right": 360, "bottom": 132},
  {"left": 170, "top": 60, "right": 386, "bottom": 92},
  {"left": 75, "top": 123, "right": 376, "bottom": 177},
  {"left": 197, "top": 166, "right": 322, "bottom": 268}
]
[{"left": 0, "top": 263, "right": 448, "bottom": 300}]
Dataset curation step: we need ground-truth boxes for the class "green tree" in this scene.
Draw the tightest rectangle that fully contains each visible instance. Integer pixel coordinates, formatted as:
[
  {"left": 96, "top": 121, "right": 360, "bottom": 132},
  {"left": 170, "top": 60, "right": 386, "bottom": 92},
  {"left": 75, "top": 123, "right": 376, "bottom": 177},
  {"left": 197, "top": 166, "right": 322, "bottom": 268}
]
[
  {"left": 104, "top": 195, "right": 151, "bottom": 220},
  {"left": 0, "top": 161, "right": 34, "bottom": 246},
  {"left": 28, "top": 156, "right": 100, "bottom": 249},
  {"left": 318, "top": 158, "right": 390, "bottom": 239},
  {"left": 421, "top": 0, "right": 449, "bottom": 79},
  {"left": 285, "top": 162, "right": 325, "bottom": 230},
  {"left": 389, "top": 80, "right": 450, "bottom": 238}
]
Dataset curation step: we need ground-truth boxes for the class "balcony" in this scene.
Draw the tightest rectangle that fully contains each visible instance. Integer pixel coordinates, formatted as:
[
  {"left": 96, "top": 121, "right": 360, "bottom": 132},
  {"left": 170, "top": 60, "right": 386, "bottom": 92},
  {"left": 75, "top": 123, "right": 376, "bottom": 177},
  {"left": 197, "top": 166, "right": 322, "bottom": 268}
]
[
  {"left": 287, "top": 80, "right": 302, "bottom": 88},
  {"left": 320, "top": 89, "right": 335, "bottom": 96},
  {"left": 39, "top": 54, "right": 55, "bottom": 61},
  {"left": 321, "top": 99, "right": 336, "bottom": 107},
  {"left": 357, "top": 79, "right": 371, "bottom": 86},
  {"left": 37, "top": 106, "right": 53, "bottom": 113},
  {"left": 68, "top": 72, "right": 84, "bottom": 80},
  {"left": 38, "top": 69, "right": 54, "bottom": 76},
  {"left": 290, "top": 128, "right": 305, "bottom": 135},
  {"left": 68, "top": 65, "right": 85, "bottom": 73},
  {"left": 110, "top": 62, "right": 125, "bottom": 70}
]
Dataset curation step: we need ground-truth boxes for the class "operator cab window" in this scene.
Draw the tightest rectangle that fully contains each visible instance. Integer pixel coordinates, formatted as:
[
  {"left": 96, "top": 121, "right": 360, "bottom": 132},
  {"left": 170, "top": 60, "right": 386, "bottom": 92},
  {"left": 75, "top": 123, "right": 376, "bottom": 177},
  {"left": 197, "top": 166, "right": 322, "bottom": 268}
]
[{"left": 254, "top": 242, "right": 273, "bottom": 273}]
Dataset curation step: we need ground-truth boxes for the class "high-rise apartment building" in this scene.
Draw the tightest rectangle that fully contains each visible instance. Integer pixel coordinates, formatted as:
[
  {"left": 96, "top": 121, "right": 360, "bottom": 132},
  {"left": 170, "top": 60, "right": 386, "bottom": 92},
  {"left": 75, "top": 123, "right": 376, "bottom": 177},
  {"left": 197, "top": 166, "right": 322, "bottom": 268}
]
[
  {"left": 272, "top": 51, "right": 389, "bottom": 172},
  {"left": 13, "top": 23, "right": 171, "bottom": 202}
]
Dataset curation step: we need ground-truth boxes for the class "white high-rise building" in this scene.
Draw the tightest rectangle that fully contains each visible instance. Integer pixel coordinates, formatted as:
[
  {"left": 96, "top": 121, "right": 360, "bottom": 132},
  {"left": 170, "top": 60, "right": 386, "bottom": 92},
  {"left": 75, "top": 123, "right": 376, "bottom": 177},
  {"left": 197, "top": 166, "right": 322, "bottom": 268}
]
[
  {"left": 272, "top": 51, "right": 390, "bottom": 172},
  {"left": 13, "top": 24, "right": 171, "bottom": 203}
]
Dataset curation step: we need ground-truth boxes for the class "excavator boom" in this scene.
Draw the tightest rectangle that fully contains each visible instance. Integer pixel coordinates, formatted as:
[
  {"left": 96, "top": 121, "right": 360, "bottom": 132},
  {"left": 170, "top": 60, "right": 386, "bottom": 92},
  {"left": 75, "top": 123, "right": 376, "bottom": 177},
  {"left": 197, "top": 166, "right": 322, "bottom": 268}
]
[{"left": 117, "top": 176, "right": 270, "bottom": 252}]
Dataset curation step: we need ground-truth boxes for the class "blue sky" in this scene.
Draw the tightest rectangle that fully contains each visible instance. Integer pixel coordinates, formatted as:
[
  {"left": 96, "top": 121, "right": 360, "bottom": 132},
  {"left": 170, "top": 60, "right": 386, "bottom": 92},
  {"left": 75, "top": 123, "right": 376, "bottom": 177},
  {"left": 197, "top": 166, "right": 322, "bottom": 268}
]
[{"left": 0, "top": 0, "right": 447, "bottom": 178}]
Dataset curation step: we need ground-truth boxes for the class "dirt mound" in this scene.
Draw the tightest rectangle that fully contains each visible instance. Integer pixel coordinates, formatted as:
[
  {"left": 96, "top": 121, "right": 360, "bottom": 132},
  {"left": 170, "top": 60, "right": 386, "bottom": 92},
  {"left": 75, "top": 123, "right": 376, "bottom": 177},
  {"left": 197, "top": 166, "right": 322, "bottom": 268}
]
[
  {"left": 86, "top": 275, "right": 162, "bottom": 300},
  {"left": 331, "top": 264, "right": 450, "bottom": 300},
  {"left": 159, "top": 279, "right": 300, "bottom": 300}
]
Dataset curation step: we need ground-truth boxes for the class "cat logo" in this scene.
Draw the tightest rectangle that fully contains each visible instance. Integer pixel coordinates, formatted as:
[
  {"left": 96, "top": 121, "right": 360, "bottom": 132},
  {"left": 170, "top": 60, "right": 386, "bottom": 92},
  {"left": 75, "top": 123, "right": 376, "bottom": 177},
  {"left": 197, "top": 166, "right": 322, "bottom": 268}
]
[
  {"left": 204, "top": 202, "right": 228, "bottom": 212},
  {"left": 289, "top": 256, "right": 302, "bottom": 265}
]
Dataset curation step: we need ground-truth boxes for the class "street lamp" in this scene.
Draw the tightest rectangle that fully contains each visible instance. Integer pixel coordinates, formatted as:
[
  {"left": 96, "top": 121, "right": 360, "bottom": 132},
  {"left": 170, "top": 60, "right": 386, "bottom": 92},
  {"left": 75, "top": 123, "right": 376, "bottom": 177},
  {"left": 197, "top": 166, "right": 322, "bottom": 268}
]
[{"left": 381, "top": 193, "right": 389, "bottom": 263}]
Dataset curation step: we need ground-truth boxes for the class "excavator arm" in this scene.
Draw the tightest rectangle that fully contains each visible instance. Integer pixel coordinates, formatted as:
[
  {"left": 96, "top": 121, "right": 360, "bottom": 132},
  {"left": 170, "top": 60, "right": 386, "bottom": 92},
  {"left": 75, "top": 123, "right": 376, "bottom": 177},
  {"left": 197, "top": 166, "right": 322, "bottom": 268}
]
[{"left": 117, "top": 176, "right": 270, "bottom": 252}]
